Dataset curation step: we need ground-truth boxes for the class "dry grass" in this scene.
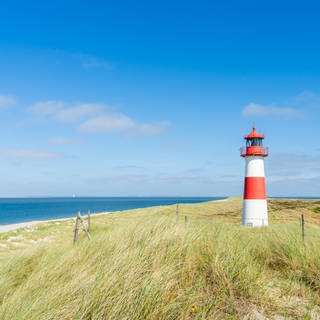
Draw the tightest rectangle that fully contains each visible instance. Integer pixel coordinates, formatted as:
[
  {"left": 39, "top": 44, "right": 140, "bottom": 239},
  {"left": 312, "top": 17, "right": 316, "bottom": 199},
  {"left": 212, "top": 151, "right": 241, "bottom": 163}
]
[{"left": 0, "top": 198, "right": 320, "bottom": 319}]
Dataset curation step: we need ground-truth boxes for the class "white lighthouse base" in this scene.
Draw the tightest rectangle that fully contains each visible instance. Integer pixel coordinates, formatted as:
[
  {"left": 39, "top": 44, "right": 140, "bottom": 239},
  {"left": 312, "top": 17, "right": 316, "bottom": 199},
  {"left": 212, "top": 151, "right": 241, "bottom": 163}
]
[{"left": 242, "top": 199, "right": 268, "bottom": 227}]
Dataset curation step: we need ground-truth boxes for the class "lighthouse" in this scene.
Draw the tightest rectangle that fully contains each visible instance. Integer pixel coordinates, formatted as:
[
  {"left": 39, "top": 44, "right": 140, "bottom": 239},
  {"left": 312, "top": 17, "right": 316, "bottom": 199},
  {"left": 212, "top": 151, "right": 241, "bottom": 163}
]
[{"left": 240, "top": 127, "right": 269, "bottom": 227}]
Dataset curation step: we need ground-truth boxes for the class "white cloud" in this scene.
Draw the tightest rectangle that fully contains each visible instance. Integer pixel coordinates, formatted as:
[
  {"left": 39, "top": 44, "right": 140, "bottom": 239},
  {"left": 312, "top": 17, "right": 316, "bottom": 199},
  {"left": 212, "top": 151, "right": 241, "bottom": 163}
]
[
  {"left": 0, "top": 95, "right": 16, "bottom": 108},
  {"left": 267, "top": 175, "right": 320, "bottom": 197},
  {"left": 79, "top": 114, "right": 135, "bottom": 133},
  {"left": 265, "top": 152, "right": 320, "bottom": 195},
  {"left": 293, "top": 91, "right": 319, "bottom": 103},
  {"left": 138, "top": 123, "right": 168, "bottom": 135},
  {"left": 56, "top": 104, "right": 104, "bottom": 122},
  {"left": 242, "top": 103, "right": 300, "bottom": 118},
  {"left": 72, "top": 53, "right": 113, "bottom": 70},
  {"left": 4, "top": 148, "right": 60, "bottom": 159},
  {"left": 79, "top": 114, "right": 168, "bottom": 135},
  {"left": 268, "top": 152, "right": 320, "bottom": 174},
  {"left": 28, "top": 100, "right": 64, "bottom": 117},
  {"left": 28, "top": 100, "right": 168, "bottom": 136},
  {"left": 28, "top": 101, "right": 103, "bottom": 122},
  {"left": 292, "top": 91, "right": 320, "bottom": 109}
]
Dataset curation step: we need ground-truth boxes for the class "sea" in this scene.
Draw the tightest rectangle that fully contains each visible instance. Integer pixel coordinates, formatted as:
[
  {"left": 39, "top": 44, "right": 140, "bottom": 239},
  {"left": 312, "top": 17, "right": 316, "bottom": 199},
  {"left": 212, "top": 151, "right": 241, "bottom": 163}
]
[{"left": 0, "top": 197, "right": 225, "bottom": 225}]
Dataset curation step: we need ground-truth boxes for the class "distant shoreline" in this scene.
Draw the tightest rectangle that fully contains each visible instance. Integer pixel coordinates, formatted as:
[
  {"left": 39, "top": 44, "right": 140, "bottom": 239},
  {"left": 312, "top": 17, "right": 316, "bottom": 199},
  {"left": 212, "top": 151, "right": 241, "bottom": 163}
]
[
  {"left": 0, "top": 196, "right": 225, "bottom": 230},
  {"left": 0, "top": 211, "right": 113, "bottom": 233},
  {"left": 269, "top": 197, "right": 320, "bottom": 200},
  {"left": 0, "top": 198, "right": 228, "bottom": 233},
  {"left": 2, "top": 196, "right": 318, "bottom": 233}
]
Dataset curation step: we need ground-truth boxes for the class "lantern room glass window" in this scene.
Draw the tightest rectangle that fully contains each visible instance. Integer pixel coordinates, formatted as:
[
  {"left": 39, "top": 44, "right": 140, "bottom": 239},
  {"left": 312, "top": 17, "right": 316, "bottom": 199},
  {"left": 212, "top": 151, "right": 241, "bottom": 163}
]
[{"left": 246, "top": 138, "right": 263, "bottom": 147}]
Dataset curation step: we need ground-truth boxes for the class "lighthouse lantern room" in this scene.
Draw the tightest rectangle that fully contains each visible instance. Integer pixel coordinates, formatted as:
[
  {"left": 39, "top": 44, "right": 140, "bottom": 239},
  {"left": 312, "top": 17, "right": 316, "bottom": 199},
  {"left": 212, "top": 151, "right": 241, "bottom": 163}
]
[{"left": 240, "top": 127, "right": 269, "bottom": 227}]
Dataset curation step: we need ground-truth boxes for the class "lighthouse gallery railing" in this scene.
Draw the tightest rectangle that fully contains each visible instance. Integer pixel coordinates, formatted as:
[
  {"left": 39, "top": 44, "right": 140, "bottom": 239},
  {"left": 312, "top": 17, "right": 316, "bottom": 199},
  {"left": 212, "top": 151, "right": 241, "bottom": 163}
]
[{"left": 240, "top": 146, "right": 269, "bottom": 157}]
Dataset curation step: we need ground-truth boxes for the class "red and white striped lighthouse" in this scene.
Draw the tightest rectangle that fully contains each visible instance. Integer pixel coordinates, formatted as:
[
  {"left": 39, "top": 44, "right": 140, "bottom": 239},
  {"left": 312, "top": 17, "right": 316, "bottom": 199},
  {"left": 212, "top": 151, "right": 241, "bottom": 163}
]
[{"left": 240, "top": 127, "right": 269, "bottom": 227}]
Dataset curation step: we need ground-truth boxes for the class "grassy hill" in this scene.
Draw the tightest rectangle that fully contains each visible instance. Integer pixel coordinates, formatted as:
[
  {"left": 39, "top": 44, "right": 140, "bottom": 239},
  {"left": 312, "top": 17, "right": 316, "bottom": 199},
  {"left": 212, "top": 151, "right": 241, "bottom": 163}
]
[{"left": 0, "top": 197, "right": 320, "bottom": 319}]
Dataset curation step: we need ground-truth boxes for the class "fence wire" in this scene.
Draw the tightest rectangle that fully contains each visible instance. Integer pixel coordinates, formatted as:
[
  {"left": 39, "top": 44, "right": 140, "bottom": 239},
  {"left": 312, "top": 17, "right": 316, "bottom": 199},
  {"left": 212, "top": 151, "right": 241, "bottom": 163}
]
[{"left": 175, "top": 206, "right": 320, "bottom": 242}]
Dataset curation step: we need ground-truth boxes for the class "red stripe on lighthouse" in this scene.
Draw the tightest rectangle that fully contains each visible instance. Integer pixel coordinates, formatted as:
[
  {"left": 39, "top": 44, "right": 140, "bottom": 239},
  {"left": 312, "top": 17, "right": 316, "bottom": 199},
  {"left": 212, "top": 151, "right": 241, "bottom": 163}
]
[{"left": 244, "top": 177, "right": 266, "bottom": 199}]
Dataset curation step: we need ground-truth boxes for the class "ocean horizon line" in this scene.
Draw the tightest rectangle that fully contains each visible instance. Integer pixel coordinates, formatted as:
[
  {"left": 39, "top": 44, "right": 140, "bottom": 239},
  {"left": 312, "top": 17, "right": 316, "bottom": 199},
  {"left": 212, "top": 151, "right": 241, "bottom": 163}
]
[
  {"left": 0, "top": 196, "right": 225, "bottom": 226},
  {"left": 0, "top": 195, "right": 319, "bottom": 199}
]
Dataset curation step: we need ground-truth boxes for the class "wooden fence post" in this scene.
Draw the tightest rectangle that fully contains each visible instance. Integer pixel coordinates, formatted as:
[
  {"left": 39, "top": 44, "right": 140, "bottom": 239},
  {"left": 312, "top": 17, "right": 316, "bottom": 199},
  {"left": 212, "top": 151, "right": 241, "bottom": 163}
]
[
  {"left": 73, "top": 211, "right": 80, "bottom": 244},
  {"left": 79, "top": 215, "right": 91, "bottom": 240},
  {"left": 176, "top": 204, "right": 179, "bottom": 225},
  {"left": 73, "top": 211, "right": 91, "bottom": 243},
  {"left": 88, "top": 210, "right": 91, "bottom": 233},
  {"left": 184, "top": 215, "right": 188, "bottom": 230},
  {"left": 301, "top": 214, "right": 305, "bottom": 244}
]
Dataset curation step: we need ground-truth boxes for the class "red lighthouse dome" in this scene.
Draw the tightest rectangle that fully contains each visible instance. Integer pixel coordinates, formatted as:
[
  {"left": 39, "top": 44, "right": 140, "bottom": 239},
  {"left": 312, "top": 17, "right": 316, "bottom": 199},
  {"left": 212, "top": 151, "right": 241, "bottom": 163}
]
[{"left": 240, "top": 127, "right": 269, "bottom": 157}]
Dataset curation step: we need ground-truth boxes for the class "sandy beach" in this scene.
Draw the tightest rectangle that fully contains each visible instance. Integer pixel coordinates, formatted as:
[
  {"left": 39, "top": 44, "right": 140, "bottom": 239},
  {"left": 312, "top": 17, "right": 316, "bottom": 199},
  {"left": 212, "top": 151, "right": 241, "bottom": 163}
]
[
  {"left": 0, "top": 221, "right": 43, "bottom": 233},
  {"left": 0, "top": 198, "right": 229, "bottom": 234},
  {"left": 0, "top": 211, "right": 114, "bottom": 233}
]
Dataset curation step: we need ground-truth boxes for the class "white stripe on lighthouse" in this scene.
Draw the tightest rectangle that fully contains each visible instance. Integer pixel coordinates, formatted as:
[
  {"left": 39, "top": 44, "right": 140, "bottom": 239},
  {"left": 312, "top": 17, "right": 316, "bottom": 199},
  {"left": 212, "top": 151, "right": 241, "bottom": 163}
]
[
  {"left": 242, "top": 199, "right": 268, "bottom": 227},
  {"left": 243, "top": 157, "right": 268, "bottom": 227},
  {"left": 245, "top": 157, "right": 265, "bottom": 177}
]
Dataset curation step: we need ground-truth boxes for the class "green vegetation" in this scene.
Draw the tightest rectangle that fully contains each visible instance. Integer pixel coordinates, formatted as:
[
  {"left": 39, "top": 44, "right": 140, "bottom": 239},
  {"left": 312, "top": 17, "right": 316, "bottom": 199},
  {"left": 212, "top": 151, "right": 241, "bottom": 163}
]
[{"left": 0, "top": 198, "right": 320, "bottom": 319}]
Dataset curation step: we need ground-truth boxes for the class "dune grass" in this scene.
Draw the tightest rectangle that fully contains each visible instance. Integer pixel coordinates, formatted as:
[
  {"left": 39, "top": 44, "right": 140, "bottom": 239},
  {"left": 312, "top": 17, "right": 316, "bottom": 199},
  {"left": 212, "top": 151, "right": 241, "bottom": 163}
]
[{"left": 0, "top": 198, "right": 320, "bottom": 319}]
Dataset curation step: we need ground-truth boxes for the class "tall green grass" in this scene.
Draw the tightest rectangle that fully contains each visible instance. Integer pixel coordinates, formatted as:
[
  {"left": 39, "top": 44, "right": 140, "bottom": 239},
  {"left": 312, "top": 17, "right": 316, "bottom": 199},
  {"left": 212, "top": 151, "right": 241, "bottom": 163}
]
[{"left": 0, "top": 201, "right": 320, "bottom": 319}]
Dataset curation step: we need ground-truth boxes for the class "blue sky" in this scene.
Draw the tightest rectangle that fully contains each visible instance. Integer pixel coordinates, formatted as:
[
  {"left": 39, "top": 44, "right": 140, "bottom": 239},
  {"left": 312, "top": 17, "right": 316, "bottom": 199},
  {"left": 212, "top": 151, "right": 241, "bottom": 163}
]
[{"left": 1, "top": 0, "right": 320, "bottom": 197}]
